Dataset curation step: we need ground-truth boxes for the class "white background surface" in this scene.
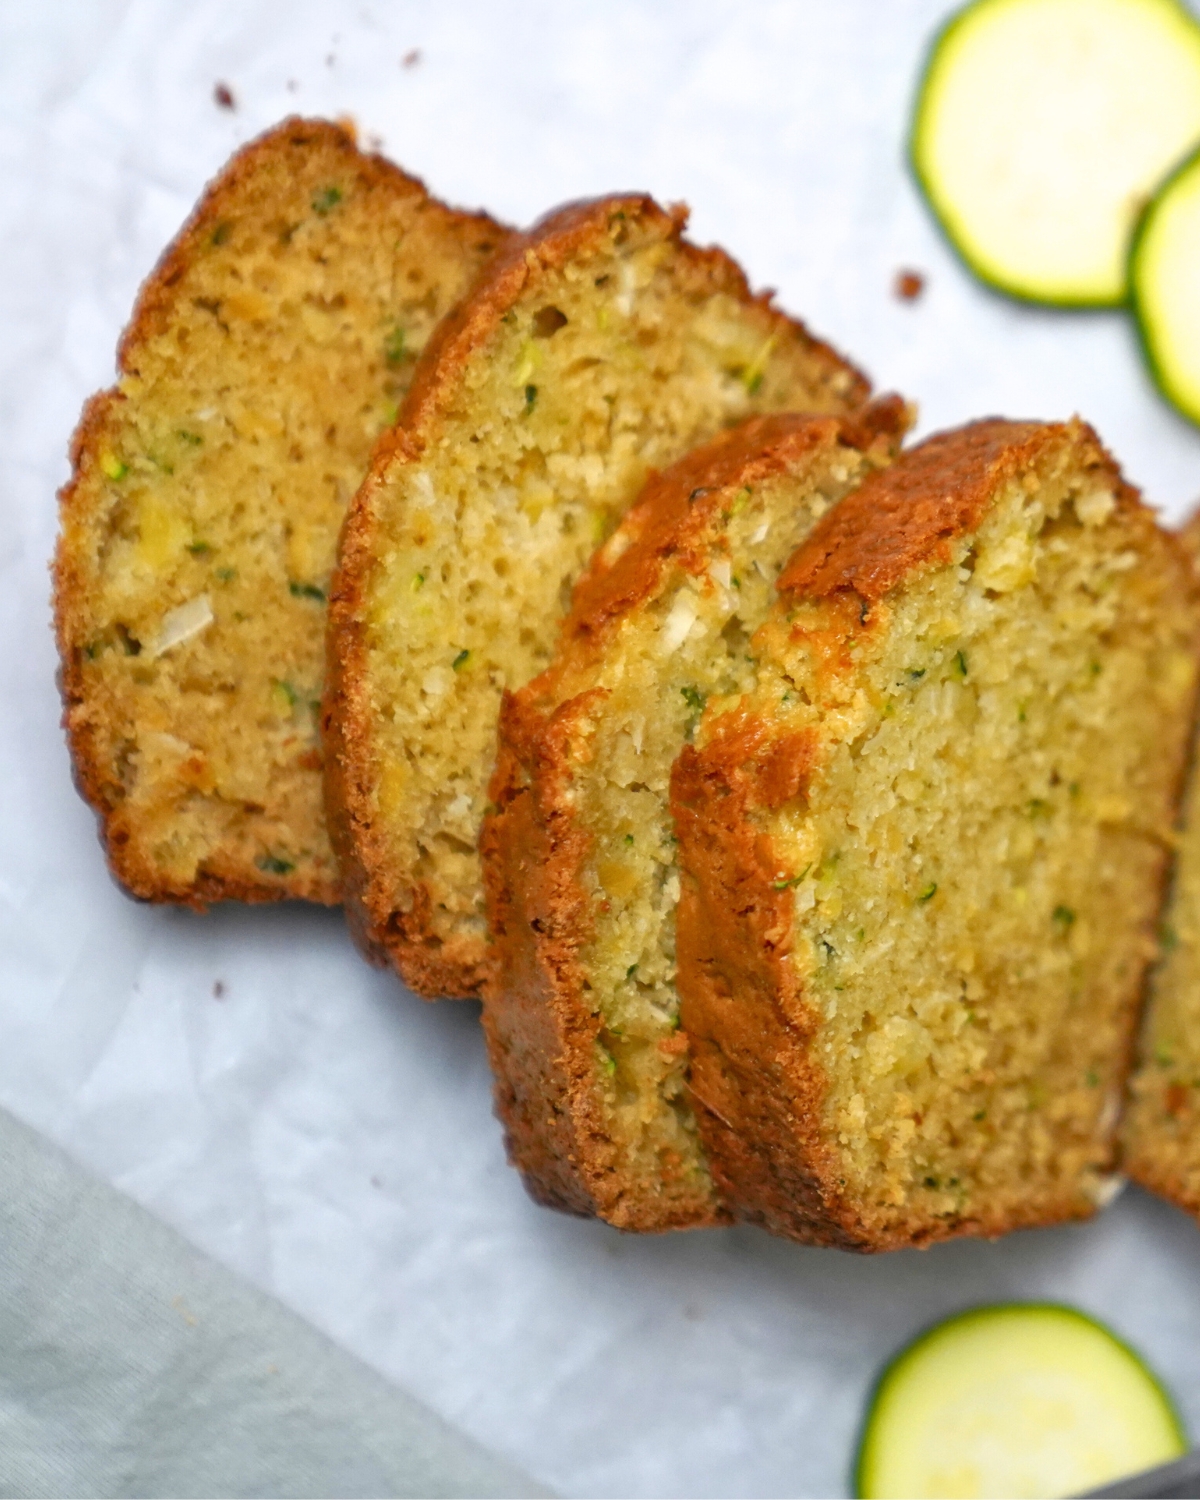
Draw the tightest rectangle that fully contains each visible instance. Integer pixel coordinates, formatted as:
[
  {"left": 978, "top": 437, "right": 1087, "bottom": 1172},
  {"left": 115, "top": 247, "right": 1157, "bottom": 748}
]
[{"left": 7, "top": 3, "right": 1200, "bottom": 1495}]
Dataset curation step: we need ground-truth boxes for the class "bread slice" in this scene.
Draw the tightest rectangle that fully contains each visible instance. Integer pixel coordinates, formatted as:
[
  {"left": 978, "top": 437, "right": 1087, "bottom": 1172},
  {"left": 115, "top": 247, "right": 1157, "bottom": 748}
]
[
  {"left": 1122, "top": 512, "right": 1200, "bottom": 1214},
  {"left": 324, "top": 193, "right": 871, "bottom": 998},
  {"left": 54, "top": 118, "right": 507, "bottom": 905},
  {"left": 481, "top": 400, "right": 909, "bottom": 1230},
  {"left": 670, "top": 419, "right": 1199, "bottom": 1250}
]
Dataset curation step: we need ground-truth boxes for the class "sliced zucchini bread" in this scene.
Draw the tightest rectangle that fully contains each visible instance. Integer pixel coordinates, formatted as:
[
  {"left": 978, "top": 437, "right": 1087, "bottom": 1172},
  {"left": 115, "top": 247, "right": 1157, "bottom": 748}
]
[
  {"left": 55, "top": 118, "right": 507, "bottom": 905},
  {"left": 1123, "top": 512, "right": 1200, "bottom": 1215},
  {"left": 671, "top": 418, "right": 1199, "bottom": 1250},
  {"left": 482, "top": 400, "right": 909, "bottom": 1230},
  {"left": 324, "top": 192, "right": 871, "bottom": 998}
]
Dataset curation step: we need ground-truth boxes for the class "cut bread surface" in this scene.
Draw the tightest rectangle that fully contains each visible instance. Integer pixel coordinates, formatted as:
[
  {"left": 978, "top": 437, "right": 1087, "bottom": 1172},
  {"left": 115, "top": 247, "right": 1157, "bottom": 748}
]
[
  {"left": 55, "top": 118, "right": 506, "bottom": 905},
  {"left": 1123, "top": 512, "right": 1200, "bottom": 1215},
  {"left": 325, "top": 192, "right": 871, "bottom": 999},
  {"left": 481, "top": 402, "right": 908, "bottom": 1230},
  {"left": 671, "top": 419, "right": 1199, "bottom": 1250}
]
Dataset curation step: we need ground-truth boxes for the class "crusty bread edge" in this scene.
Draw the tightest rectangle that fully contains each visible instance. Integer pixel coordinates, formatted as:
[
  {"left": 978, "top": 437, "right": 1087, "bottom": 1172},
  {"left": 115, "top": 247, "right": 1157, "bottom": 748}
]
[
  {"left": 481, "top": 687, "right": 655, "bottom": 1223},
  {"left": 1121, "top": 502, "right": 1200, "bottom": 1217}
]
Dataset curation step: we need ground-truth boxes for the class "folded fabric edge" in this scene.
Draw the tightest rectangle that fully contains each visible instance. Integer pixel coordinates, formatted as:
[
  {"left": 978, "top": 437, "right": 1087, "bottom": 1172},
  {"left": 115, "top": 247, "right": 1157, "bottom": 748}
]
[{"left": 0, "top": 1102, "right": 549, "bottom": 1499}]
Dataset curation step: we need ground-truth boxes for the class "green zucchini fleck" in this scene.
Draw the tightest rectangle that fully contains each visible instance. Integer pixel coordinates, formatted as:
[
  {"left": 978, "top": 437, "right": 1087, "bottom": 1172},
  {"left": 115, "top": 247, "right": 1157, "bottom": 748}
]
[
  {"left": 288, "top": 580, "right": 326, "bottom": 602},
  {"left": 384, "top": 325, "right": 407, "bottom": 367},
  {"left": 312, "top": 185, "right": 343, "bottom": 215}
]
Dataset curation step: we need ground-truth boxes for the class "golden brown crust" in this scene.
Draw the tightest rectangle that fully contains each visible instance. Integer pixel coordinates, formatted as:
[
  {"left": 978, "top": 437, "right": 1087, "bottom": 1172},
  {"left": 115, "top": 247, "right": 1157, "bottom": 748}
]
[
  {"left": 671, "top": 711, "right": 866, "bottom": 1246},
  {"left": 1120, "top": 504, "right": 1200, "bottom": 1215},
  {"left": 480, "top": 407, "right": 906, "bottom": 1229},
  {"left": 1102, "top": 878, "right": 1200, "bottom": 1216},
  {"left": 1123, "top": 1079, "right": 1200, "bottom": 1217},
  {"left": 562, "top": 398, "right": 910, "bottom": 654},
  {"left": 55, "top": 117, "right": 507, "bottom": 909},
  {"left": 324, "top": 192, "right": 872, "bottom": 998},
  {"left": 1123, "top": 1154, "right": 1200, "bottom": 1216},
  {"left": 672, "top": 418, "right": 1191, "bottom": 1250},
  {"left": 780, "top": 418, "right": 1083, "bottom": 603},
  {"left": 481, "top": 688, "right": 663, "bottom": 1223}
]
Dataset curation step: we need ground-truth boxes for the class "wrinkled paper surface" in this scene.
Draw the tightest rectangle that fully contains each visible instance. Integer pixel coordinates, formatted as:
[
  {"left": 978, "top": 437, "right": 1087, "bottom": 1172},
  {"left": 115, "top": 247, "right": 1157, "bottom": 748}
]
[{"left": 5, "top": 3, "right": 1200, "bottom": 1494}]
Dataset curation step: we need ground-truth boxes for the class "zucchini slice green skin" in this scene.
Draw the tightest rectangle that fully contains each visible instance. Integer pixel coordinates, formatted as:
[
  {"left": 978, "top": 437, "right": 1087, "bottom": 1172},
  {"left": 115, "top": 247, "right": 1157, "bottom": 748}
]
[
  {"left": 909, "top": 0, "right": 1200, "bottom": 309},
  {"left": 853, "top": 1302, "right": 1186, "bottom": 1500},
  {"left": 1131, "top": 143, "right": 1200, "bottom": 427}
]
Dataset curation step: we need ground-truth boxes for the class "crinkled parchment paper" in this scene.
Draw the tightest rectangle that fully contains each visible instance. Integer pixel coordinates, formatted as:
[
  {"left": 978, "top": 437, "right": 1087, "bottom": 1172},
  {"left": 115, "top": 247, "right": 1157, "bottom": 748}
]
[{"left": 4, "top": 2, "right": 1200, "bottom": 1494}]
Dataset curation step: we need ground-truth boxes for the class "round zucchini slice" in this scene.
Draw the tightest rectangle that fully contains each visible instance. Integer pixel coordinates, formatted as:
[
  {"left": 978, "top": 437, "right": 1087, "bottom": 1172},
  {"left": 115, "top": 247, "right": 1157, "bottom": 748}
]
[
  {"left": 910, "top": 0, "right": 1200, "bottom": 306},
  {"left": 1132, "top": 145, "right": 1200, "bottom": 426},
  {"left": 854, "top": 1304, "right": 1185, "bottom": 1499}
]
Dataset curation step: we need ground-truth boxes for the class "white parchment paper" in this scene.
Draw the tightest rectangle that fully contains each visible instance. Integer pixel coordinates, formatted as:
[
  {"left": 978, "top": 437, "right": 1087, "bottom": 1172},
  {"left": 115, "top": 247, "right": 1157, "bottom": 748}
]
[{"left": 5, "top": 3, "right": 1200, "bottom": 1494}]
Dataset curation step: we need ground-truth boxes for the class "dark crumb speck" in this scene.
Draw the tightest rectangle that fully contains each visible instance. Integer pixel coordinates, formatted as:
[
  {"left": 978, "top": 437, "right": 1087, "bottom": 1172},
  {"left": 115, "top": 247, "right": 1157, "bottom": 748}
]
[
  {"left": 213, "top": 980, "right": 226, "bottom": 999},
  {"left": 326, "top": 53, "right": 336, "bottom": 67},
  {"left": 402, "top": 48, "right": 422, "bottom": 68},
  {"left": 894, "top": 268, "right": 926, "bottom": 302},
  {"left": 214, "top": 82, "right": 236, "bottom": 110},
  {"left": 370, "top": 1175, "right": 383, "bottom": 1189},
  {"left": 532, "top": 304, "right": 568, "bottom": 338},
  {"left": 286, "top": 78, "right": 298, "bottom": 92},
  {"left": 366, "top": 133, "right": 384, "bottom": 153}
]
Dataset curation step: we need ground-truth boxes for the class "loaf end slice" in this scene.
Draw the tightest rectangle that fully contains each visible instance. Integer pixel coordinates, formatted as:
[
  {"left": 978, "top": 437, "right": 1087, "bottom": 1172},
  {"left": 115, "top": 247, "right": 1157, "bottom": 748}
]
[
  {"left": 54, "top": 117, "right": 507, "bottom": 906},
  {"left": 482, "top": 399, "right": 909, "bottom": 1230},
  {"left": 672, "top": 419, "right": 1200, "bottom": 1250},
  {"left": 325, "top": 191, "right": 871, "bottom": 997},
  {"left": 1123, "top": 510, "right": 1200, "bottom": 1214}
]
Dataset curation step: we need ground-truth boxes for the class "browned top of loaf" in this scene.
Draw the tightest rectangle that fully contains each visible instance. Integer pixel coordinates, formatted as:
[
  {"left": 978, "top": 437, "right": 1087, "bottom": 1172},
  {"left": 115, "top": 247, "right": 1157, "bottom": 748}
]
[
  {"left": 56, "top": 117, "right": 506, "bottom": 907},
  {"left": 561, "top": 397, "right": 910, "bottom": 653},
  {"left": 330, "top": 190, "right": 871, "bottom": 618},
  {"left": 376, "top": 195, "right": 869, "bottom": 467},
  {"left": 776, "top": 417, "right": 1123, "bottom": 603},
  {"left": 324, "top": 189, "right": 870, "bottom": 999}
]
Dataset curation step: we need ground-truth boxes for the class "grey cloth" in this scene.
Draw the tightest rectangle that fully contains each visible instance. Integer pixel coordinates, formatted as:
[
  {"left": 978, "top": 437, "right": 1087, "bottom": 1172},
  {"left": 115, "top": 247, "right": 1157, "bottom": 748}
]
[
  {"left": 0, "top": 1106, "right": 545, "bottom": 1498},
  {"left": 1083, "top": 1450, "right": 1200, "bottom": 1499}
]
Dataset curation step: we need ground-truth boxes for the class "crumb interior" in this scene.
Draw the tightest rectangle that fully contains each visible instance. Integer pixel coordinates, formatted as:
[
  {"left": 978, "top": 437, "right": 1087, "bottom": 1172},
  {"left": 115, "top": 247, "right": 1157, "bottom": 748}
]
[
  {"left": 721, "top": 441, "right": 1196, "bottom": 1232},
  {"left": 363, "top": 209, "right": 861, "bottom": 957},
  {"left": 1124, "top": 739, "right": 1200, "bottom": 1202},
  {"left": 63, "top": 130, "right": 499, "bottom": 897},
  {"left": 559, "top": 442, "right": 877, "bottom": 1206}
]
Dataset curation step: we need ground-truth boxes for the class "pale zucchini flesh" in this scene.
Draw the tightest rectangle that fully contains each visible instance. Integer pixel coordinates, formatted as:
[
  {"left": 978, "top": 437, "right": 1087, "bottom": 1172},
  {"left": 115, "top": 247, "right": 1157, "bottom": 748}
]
[
  {"left": 911, "top": 0, "right": 1200, "bottom": 306},
  {"left": 1132, "top": 145, "right": 1200, "bottom": 427},
  {"left": 855, "top": 1303, "right": 1185, "bottom": 1499}
]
